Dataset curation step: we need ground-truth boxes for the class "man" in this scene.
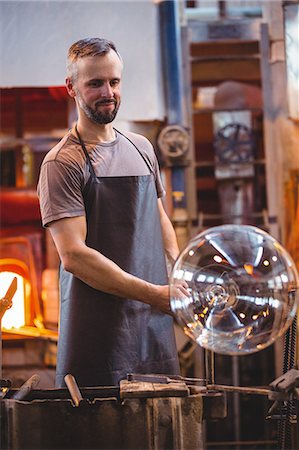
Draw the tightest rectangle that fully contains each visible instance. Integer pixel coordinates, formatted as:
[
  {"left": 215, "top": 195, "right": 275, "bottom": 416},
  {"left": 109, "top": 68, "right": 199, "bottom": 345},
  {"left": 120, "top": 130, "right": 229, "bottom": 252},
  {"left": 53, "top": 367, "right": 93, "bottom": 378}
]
[{"left": 38, "top": 38, "right": 180, "bottom": 387}]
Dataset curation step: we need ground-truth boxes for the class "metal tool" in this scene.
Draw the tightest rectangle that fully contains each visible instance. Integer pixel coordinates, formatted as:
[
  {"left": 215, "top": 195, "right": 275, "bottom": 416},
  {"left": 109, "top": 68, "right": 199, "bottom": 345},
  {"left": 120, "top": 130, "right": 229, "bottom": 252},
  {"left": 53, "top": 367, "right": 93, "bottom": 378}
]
[
  {"left": 1, "top": 277, "right": 17, "bottom": 392},
  {"left": 0, "top": 277, "right": 17, "bottom": 321},
  {"left": 127, "top": 373, "right": 206, "bottom": 385},
  {"left": 11, "top": 374, "right": 40, "bottom": 401},
  {"left": 64, "top": 374, "right": 83, "bottom": 407},
  {"left": 127, "top": 371, "right": 286, "bottom": 399},
  {"left": 207, "top": 383, "right": 272, "bottom": 397},
  {"left": 267, "top": 368, "right": 299, "bottom": 402}
]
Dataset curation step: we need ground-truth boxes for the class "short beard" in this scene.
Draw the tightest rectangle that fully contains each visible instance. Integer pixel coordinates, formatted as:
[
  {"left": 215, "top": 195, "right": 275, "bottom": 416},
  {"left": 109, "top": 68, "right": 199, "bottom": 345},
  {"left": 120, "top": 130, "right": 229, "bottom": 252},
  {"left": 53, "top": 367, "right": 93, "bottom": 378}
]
[{"left": 76, "top": 93, "right": 119, "bottom": 124}]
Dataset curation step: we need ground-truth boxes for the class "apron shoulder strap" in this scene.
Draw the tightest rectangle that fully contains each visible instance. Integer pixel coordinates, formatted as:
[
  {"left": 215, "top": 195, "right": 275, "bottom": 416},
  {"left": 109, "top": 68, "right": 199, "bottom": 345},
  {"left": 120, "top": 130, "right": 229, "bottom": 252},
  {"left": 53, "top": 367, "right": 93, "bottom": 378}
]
[
  {"left": 75, "top": 124, "right": 154, "bottom": 177},
  {"left": 75, "top": 124, "right": 97, "bottom": 179}
]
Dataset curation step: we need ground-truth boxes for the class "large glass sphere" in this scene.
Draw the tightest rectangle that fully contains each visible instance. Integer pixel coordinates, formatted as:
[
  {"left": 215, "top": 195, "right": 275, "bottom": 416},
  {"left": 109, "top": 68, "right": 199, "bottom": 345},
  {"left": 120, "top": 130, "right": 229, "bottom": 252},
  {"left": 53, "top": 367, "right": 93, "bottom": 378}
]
[{"left": 170, "top": 225, "right": 299, "bottom": 355}]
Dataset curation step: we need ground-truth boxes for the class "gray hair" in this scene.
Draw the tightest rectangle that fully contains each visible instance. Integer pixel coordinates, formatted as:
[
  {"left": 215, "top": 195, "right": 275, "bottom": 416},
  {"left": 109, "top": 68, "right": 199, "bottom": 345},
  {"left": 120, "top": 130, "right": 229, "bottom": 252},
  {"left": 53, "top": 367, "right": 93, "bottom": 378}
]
[{"left": 67, "top": 38, "right": 122, "bottom": 80}]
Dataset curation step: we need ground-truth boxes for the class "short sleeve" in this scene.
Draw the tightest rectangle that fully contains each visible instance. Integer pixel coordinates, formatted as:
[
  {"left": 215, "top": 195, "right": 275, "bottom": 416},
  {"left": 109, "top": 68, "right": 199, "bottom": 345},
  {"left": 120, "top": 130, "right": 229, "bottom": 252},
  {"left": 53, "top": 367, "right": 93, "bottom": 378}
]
[
  {"left": 126, "top": 132, "right": 165, "bottom": 198},
  {"left": 37, "top": 160, "right": 86, "bottom": 227}
]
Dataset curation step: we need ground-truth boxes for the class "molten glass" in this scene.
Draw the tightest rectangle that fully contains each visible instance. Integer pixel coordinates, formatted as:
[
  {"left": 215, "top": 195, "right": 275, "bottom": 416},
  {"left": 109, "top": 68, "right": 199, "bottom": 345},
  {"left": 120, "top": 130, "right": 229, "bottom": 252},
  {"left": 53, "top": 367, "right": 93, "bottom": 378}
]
[{"left": 170, "top": 225, "right": 299, "bottom": 355}]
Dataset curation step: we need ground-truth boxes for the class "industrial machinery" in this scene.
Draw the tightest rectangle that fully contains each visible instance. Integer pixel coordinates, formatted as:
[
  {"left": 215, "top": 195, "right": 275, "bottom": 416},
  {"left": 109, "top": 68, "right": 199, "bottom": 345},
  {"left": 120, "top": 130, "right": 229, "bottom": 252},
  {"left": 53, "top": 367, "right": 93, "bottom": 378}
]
[{"left": 213, "top": 112, "right": 256, "bottom": 226}]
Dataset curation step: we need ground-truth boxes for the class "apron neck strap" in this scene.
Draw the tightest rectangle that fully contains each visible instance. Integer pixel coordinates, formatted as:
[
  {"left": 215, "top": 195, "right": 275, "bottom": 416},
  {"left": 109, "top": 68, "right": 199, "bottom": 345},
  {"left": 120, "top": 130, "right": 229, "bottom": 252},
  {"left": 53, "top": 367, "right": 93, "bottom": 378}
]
[
  {"left": 75, "top": 124, "right": 153, "bottom": 176},
  {"left": 75, "top": 124, "right": 97, "bottom": 178}
]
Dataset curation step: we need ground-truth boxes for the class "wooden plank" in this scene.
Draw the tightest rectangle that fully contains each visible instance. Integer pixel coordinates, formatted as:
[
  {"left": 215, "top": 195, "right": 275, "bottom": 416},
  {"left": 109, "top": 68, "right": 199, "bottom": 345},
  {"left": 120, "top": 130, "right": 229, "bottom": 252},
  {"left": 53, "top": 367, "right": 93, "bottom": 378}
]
[
  {"left": 192, "top": 58, "right": 261, "bottom": 84},
  {"left": 196, "top": 178, "right": 217, "bottom": 190},
  {"left": 191, "top": 40, "right": 260, "bottom": 57}
]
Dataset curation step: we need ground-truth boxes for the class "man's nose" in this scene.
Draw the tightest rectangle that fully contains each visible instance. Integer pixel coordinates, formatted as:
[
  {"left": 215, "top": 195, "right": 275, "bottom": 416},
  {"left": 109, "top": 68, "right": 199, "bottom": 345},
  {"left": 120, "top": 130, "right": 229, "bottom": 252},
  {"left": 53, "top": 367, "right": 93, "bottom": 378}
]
[{"left": 100, "top": 82, "right": 114, "bottom": 98}]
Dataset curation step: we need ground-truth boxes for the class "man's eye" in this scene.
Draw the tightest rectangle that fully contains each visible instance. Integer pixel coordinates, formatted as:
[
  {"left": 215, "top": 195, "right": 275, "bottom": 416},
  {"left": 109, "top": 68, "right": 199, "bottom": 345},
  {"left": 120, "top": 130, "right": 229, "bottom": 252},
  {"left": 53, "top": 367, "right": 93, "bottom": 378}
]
[
  {"left": 89, "top": 81, "right": 101, "bottom": 87},
  {"left": 110, "top": 80, "right": 119, "bottom": 87}
]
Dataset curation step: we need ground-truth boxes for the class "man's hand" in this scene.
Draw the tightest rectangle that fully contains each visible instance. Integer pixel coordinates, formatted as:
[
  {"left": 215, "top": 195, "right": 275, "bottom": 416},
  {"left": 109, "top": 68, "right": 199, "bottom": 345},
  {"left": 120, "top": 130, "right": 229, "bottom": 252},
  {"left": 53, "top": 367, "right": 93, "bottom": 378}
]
[{"left": 153, "top": 281, "right": 190, "bottom": 316}]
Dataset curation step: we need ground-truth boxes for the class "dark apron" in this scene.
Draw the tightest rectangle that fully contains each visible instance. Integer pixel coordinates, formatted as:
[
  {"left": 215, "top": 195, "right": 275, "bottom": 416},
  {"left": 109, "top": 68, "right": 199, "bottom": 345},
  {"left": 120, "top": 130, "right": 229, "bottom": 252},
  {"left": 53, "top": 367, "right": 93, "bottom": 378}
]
[{"left": 56, "top": 128, "right": 180, "bottom": 387}]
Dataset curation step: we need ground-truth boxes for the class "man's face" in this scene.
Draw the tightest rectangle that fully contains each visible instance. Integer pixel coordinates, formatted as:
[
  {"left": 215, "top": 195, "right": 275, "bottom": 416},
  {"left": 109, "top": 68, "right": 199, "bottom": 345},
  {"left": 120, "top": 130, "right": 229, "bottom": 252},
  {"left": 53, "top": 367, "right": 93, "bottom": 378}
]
[{"left": 71, "top": 51, "right": 122, "bottom": 125}]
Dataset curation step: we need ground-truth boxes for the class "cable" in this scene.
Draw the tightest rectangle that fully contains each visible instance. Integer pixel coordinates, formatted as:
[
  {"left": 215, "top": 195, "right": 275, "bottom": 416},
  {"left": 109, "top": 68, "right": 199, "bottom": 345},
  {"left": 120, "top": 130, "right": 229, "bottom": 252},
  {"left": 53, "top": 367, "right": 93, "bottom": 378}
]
[{"left": 277, "top": 315, "right": 297, "bottom": 450}]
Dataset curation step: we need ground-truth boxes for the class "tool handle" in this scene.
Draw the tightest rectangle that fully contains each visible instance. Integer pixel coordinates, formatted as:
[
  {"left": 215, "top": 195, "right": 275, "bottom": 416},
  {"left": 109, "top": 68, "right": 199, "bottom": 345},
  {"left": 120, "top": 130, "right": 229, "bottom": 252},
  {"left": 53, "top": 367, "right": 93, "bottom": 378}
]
[
  {"left": 12, "top": 374, "right": 40, "bottom": 401},
  {"left": 64, "top": 374, "right": 83, "bottom": 406},
  {"left": 0, "top": 298, "right": 12, "bottom": 321},
  {"left": 0, "top": 277, "right": 17, "bottom": 320}
]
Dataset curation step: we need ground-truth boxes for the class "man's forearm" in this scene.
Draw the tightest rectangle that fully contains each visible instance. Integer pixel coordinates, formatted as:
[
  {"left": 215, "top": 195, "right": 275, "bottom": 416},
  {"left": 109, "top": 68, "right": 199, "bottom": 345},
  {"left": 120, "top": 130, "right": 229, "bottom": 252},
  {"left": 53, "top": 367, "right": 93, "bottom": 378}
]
[
  {"left": 160, "top": 214, "right": 180, "bottom": 266},
  {"left": 61, "top": 243, "right": 171, "bottom": 313},
  {"left": 158, "top": 199, "right": 180, "bottom": 266}
]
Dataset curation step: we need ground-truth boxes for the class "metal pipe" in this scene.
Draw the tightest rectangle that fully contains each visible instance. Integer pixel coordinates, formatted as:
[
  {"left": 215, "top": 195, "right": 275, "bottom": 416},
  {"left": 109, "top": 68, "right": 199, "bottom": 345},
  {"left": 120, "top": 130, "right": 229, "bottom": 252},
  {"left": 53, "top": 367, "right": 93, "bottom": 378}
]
[
  {"left": 207, "top": 384, "right": 271, "bottom": 396},
  {"left": 0, "top": 277, "right": 17, "bottom": 321},
  {"left": 158, "top": 0, "right": 189, "bottom": 247},
  {"left": 232, "top": 356, "right": 241, "bottom": 448},
  {"left": 64, "top": 374, "right": 83, "bottom": 407},
  {"left": 12, "top": 374, "right": 40, "bottom": 401},
  {"left": 0, "top": 277, "right": 17, "bottom": 384},
  {"left": 205, "top": 350, "right": 215, "bottom": 385},
  {"left": 158, "top": 0, "right": 184, "bottom": 125},
  {"left": 218, "top": 1, "right": 227, "bottom": 19}
]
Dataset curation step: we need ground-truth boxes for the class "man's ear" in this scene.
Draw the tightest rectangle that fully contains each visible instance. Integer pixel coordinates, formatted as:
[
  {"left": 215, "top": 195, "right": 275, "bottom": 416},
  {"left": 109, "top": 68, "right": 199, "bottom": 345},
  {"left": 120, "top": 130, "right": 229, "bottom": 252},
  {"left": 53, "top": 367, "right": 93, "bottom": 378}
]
[{"left": 66, "top": 77, "right": 76, "bottom": 98}]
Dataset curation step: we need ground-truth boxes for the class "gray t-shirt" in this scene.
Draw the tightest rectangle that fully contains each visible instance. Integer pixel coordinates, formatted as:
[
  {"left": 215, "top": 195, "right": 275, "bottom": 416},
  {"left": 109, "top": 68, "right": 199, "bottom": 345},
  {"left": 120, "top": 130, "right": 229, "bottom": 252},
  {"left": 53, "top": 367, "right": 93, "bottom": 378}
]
[{"left": 37, "top": 129, "right": 165, "bottom": 227}]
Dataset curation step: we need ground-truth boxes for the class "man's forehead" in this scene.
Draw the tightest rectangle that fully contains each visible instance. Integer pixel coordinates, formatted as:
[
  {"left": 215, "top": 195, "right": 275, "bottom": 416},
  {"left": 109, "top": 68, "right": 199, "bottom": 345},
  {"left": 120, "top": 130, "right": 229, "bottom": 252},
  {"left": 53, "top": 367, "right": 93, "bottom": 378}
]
[{"left": 76, "top": 52, "right": 123, "bottom": 74}]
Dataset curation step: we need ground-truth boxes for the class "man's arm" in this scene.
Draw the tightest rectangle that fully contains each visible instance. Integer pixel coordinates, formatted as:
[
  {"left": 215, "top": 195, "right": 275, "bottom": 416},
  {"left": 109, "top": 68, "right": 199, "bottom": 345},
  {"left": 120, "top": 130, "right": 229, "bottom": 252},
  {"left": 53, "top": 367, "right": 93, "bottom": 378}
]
[
  {"left": 157, "top": 198, "right": 180, "bottom": 267},
  {"left": 48, "top": 215, "right": 171, "bottom": 313}
]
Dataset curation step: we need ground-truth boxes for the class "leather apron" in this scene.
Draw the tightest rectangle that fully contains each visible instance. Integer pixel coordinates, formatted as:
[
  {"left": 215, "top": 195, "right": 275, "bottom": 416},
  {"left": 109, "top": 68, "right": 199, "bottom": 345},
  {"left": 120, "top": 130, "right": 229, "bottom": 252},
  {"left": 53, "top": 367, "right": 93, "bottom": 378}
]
[{"left": 56, "top": 129, "right": 180, "bottom": 387}]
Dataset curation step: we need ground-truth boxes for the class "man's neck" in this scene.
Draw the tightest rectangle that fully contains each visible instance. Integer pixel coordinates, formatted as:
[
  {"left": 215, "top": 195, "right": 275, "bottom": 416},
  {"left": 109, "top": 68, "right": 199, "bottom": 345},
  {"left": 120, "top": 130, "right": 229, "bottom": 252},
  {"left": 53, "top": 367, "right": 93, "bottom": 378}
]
[{"left": 75, "top": 118, "right": 116, "bottom": 143}]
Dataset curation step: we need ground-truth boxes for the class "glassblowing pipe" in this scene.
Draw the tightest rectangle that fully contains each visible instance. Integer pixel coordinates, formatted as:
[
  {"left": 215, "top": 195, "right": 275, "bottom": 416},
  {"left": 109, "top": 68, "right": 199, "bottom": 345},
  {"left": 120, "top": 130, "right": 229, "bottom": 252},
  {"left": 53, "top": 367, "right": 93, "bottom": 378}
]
[
  {"left": 0, "top": 277, "right": 17, "bottom": 383},
  {"left": 0, "top": 277, "right": 17, "bottom": 321}
]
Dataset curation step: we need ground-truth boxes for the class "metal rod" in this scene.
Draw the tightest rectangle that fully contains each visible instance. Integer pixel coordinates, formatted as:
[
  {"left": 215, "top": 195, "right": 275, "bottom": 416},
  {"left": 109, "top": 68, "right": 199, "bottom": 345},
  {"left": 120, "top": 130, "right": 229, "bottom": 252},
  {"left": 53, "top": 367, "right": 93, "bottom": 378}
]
[
  {"left": 205, "top": 349, "right": 215, "bottom": 384},
  {"left": 12, "top": 374, "right": 40, "bottom": 401},
  {"left": 0, "top": 277, "right": 17, "bottom": 321},
  {"left": 64, "top": 374, "right": 83, "bottom": 407},
  {"left": 127, "top": 373, "right": 205, "bottom": 385},
  {"left": 206, "top": 439, "right": 277, "bottom": 447},
  {"left": 232, "top": 356, "right": 241, "bottom": 448},
  {"left": 158, "top": 0, "right": 184, "bottom": 125},
  {"left": 207, "top": 384, "right": 271, "bottom": 396},
  {"left": 0, "top": 277, "right": 17, "bottom": 385}
]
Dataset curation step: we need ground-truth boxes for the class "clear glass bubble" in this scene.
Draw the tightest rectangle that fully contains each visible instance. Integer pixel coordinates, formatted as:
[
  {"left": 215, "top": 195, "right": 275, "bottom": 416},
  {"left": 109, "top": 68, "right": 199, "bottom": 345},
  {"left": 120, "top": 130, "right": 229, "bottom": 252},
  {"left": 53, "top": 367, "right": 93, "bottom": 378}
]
[{"left": 170, "top": 225, "right": 299, "bottom": 355}]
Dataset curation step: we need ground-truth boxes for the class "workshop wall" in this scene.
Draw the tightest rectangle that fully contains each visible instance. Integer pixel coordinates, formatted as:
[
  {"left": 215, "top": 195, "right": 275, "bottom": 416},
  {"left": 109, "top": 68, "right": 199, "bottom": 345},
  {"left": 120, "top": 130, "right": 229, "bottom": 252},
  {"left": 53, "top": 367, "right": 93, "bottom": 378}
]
[{"left": 0, "top": 0, "right": 165, "bottom": 121}]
